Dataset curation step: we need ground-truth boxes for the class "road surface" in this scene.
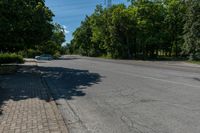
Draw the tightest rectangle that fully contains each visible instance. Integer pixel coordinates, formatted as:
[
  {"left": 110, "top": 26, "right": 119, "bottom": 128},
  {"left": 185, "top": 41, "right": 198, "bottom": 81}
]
[{"left": 38, "top": 55, "right": 200, "bottom": 133}]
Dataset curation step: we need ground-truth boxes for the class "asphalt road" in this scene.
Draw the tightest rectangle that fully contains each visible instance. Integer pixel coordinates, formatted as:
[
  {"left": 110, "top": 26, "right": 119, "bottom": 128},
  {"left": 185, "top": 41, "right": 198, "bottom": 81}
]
[{"left": 38, "top": 55, "right": 200, "bottom": 133}]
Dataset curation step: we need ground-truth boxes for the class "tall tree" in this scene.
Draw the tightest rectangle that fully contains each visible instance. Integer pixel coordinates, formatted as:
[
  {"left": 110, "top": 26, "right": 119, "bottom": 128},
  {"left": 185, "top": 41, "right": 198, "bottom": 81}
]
[
  {"left": 72, "top": 16, "right": 93, "bottom": 56},
  {"left": 90, "top": 5, "right": 107, "bottom": 56},
  {"left": 39, "top": 23, "right": 66, "bottom": 55},
  {"left": 0, "top": 0, "right": 54, "bottom": 52},
  {"left": 69, "top": 0, "right": 190, "bottom": 59},
  {"left": 164, "top": 0, "right": 186, "bottom": 56},
  {"left": 183, "top": 0, "right": 200, "bottom": 60},
  {"left": 51, "top": 23, "right": 65, "bottom": 47},
  {"left": 132, "top": 0, "right": 166, "bottom": 57}
]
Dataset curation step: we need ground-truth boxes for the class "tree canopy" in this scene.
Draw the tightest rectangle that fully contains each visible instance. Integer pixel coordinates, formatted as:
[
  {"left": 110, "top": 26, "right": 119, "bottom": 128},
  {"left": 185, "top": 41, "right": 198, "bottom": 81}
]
[
  {"left": 0, "top": 0, "right": 55, "bottom": 52},
  {"left": 183, "top": 0, "right": 200, "bottom": 60},
  {"left": 69, "top": 0, "right": 199, "bottom": 60}
]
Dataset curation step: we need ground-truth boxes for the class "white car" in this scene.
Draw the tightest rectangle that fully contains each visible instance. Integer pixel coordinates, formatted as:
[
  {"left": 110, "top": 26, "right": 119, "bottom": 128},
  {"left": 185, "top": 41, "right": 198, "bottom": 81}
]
[{"left": 35, "top": 54, "right": 53, "bottom": 60}]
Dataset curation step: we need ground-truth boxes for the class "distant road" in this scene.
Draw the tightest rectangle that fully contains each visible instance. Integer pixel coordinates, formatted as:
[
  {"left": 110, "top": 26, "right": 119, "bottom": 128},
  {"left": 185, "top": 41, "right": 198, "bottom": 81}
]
[{"left": 38, "top": 55, "right": 200, "bottom": 133}]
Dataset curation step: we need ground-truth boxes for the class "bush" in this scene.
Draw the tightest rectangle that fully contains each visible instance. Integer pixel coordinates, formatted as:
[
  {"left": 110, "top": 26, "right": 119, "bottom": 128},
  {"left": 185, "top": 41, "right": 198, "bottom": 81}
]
[
  {"left": 189, "top": 52, "right": 200, "bottom": 61},
  {"left": 0, "top": 53, "right": 24, "bottom": 64},
  {"left": 18, "top": 49, "right": 41, "bottom": 58},
  {"left": 26, "top": 49, "right": 41, "bottom": 58},
  {"left": 53, "top": 51, "right": 61, "bottom": 59}
]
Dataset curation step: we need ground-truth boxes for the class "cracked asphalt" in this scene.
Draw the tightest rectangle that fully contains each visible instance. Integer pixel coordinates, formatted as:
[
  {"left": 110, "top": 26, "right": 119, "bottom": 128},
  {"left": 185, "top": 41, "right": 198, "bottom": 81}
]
[{"left": 38, "top": 55, "right": 200, "bottom": 133}]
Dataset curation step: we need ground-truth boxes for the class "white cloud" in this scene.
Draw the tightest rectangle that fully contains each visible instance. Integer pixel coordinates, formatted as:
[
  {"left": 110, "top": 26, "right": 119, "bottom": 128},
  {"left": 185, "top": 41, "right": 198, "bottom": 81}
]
[{"left": 62, "top": 25, "right": 70, "bottom": 34}]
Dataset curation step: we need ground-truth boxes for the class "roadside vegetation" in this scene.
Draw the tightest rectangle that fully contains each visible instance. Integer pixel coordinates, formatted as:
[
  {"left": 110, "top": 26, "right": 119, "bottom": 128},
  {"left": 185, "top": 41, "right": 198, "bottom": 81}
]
[
  {"left": 0, "top": 53, "right": 24, "bottom": 64},
  {"left": 187, "top": 60, "right": 200, "bottom": 65},
  {"left": 0, "top": 0, "right": 66, "bottom": 63},
  {"left": 68, "top": 0, "right": 200, "bottom": 61}
]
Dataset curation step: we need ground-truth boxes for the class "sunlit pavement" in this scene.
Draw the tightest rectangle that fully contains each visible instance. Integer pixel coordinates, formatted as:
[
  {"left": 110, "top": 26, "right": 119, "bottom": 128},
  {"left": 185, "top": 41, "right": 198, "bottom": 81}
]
[{"left": 38, "top": 55, "right": 200, "bottom": 133}]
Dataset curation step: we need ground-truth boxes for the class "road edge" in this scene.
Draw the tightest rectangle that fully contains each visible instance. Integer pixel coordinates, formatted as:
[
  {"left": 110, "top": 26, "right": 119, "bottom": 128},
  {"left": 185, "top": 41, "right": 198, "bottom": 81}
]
[
  {"left": 33, "top": 60, "right": 69, "bottom": 133},
  {"left": 42, "top": 77, "right": 90, "bottom": 133}
]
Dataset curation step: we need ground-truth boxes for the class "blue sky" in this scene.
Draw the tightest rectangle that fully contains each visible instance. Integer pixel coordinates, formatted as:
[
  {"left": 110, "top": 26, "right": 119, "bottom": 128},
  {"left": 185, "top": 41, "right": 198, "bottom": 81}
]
[{"left": 45, "top": 0, "right": 129, "bottom": 44}]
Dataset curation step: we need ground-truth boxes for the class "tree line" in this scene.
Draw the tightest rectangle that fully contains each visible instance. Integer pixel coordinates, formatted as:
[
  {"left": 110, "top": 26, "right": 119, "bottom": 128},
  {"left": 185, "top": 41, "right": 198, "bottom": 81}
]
[
  {"left": 68, "top": 0, "right": 200, "bottom": 60},
  {"left": 0, "top": 0, "right": 65, "bottom": 57}
]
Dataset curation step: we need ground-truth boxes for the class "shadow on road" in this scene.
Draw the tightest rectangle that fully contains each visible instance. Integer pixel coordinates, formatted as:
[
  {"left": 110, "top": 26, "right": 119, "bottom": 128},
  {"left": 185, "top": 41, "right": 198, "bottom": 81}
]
[
  {"left": 193, "top": 77, "right": 200, "bottom": 82},
  {"left": 0, "top": 65, "right": 101, "bottom": 115},
  {"left": 37, "top": 66, "right": 102, "bottom": 100}
]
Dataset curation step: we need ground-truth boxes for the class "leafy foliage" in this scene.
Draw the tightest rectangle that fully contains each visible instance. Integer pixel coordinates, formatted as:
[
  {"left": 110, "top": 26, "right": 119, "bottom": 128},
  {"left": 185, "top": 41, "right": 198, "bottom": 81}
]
[
  {"left": 0, "top": 0, "right": 66, "bottom": 57},
  {"left": 183, "top": 0, "right": 200, "bottom": 60},
  {"left": 0, "top": 53, "right": 24, "bottom": 64},
  {"left": 69, "top": 0, "right": 199, "bottom": 60},
  {"left": 0, "top": 0, "right": 54, "bottom": 52},
  {"left": 39, "top": 23, "right": 66, "bottom": 55}
]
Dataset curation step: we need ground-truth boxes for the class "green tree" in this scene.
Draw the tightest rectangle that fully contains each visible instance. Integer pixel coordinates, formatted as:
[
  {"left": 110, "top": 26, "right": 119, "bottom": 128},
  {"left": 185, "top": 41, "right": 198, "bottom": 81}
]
[
  {"left": 109, "top": 4, "right": 137, "bottom": 58},
  {"left": 72, "top": 16, "right": 93, "bottom": 56},
  {"left": 38, "top": 23, "right": 66, "bottom": 55},
  {"left": 132, "top": 0, "right": 166, "bottom": 57},
  {"left": 0, "top": 0, "right": 54, "bottom": 52},
  {"left": 69, "top": 0, "right": 189, "bottom": 59},
  {"left": 164, "top": 0, "right": 186, "bottom": 56},
  {"left": 90, "top": 5, "right": 107, "bottom": 56},
  {"left": 51, "top": 23, "right": 65, "bottom": 46},
  {"left": 183, "top": 0, "right": 200, "bottom": 60}
]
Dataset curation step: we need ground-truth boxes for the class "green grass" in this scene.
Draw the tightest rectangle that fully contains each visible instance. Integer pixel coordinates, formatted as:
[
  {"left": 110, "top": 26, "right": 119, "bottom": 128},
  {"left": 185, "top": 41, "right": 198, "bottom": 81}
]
[
  {"left": 98, "top": 55, "right": 188, "bottom": 61},
  {"left": 187, "top": 60, "right": 200, "bottom": 65},
  {"left": 0, "top": 53, "right": 24, "bottom": 64},
  {"left": 98, "top": 54, "right": 114, "bottom": 59}
]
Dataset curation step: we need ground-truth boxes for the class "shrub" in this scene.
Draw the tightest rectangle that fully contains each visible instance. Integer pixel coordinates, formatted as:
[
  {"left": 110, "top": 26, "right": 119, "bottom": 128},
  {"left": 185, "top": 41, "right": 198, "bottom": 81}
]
[
  {"left": 18, "top": 49, "right": 41, "bottom": 58},
  {"left": 189, "top": 53, "right": 200, "bottom": 61},
  {"left": 0, "top": 53, "right": 24, "bottom": 64},
  {"left": 53, "top": 51, "right": 61, "bottom": 59}
]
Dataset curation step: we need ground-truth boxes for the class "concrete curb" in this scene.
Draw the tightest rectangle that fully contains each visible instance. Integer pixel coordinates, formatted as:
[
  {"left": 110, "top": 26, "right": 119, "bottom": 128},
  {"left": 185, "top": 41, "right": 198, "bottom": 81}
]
[
  {"left": 41, "top": 77, "right": 69, "bottom": 133},
  {"left": 33, "top": 60, "right": 70, "bottom": 133},
  {"left": 42, "top": 77, "right": 90, "bottom": 133}
]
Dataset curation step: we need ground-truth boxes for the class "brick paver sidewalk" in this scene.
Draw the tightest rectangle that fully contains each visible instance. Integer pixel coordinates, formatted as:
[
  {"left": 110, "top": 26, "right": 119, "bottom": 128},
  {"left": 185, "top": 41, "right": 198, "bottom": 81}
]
[{"left": 0, "top": 70, "right": 68, "bottom": 133}]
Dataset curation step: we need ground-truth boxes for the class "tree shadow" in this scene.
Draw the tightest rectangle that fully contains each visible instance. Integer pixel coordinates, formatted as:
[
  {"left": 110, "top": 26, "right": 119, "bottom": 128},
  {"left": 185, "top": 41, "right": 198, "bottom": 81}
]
[
  {"left": 36, "top": 66, "right": 102, "bottom": 100},
  {"left": 193, "top": 77, "right": 200, "bottom": 82},
  {"left": 0, "top": 65, "right": 102, "bottom": 115}
]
